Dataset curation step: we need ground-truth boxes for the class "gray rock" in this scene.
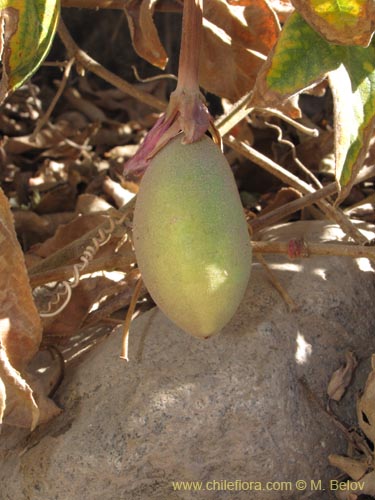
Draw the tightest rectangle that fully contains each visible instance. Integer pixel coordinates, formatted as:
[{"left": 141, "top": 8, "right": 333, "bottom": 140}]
[{"left": 1, "top": 221, "right": 375, "bottom": 500}]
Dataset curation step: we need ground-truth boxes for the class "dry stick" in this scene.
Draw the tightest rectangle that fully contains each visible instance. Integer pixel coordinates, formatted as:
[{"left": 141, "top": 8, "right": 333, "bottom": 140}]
[
  {"left": 214, "top": 92, "right": 254, "bottom": 136},
  {"left": 249, "top": 182, "right": 338, "bottom": 234},
  {"left": 29, "top": 198, "right": 136, "bottom": 276},
  {"left": 29, "top": 253, "right": 135, "bottom": 288},
  {"left": 57, "top": 18, "right": 166, "bottom": 112},
  {"left": 252, "top": 240, "right": 375, "bottom": 260},
  {"left": 250, "top": 164, "right": 375, "bottom": 235},
  {"left": 251, "top": 107, "right": 319, "bottom": 137},
  {"left": 256, "top": 254, "right": 299, "bottom": 311},
  {"left": 31, "top": 57, "right": 75, "bottom": 139},
  {"left": 61, "top": 0, "right": 181, "bottom": 11},
  {"left": 120, "top": 277, "right": 143, "bottom": 361},
  {"left": 224, "top": 135, "right": 369, "bottom": 245},
  {"left": 215, "top": 98, "right": 319, "bottom": 141}
]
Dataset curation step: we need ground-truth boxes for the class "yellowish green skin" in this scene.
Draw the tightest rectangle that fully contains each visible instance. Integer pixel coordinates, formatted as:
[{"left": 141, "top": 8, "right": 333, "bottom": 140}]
[{"left": 133, "top": 135, "right": 252, "bottom": 338}]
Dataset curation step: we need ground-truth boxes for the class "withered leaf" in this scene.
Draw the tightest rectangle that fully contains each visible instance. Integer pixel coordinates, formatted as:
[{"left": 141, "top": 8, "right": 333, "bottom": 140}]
[
  {"left": 0, "top": 338, "right": 39, "bottom": 431},
  {"left": 327, "top": 351, "right": 358, "bottom": 401},
  {"left": 333, "top": 472, "right": 375, "bottom": 499},
  {"left": 124, "top": 0, "right": 168, "bottom": 70},
  {"left": 30, "top": 214, "right": 108, "bottom": 259},
  {"left": 0, "top": 376, "right": 5, "bottom": 426},
  {"left": 200, "top": 0, "right": 280, "bottom": 101},
  {"left": 291, "top": 0, "right": 375, "bottom": 47},
  {"left": 264, "top": 0, "right": 294, "bottom": 23},
  {"left": 357, "top": 354, "right": 375, "bottom": 444},
  {"left": 0, "top": 188, "right": 60, "bottom": 429},
  {"left": 0, "top": 188, "right": 42, "bottom": 370},
  {"left": 328, "top": 454, "right": 368, "bottom": 482},
  {"left": 43, "top": 276, "right": 122, "bottom": 340}
]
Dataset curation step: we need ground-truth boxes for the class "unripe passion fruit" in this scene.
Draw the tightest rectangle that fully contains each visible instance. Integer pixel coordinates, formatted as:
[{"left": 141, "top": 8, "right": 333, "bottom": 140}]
[{"left": 133, "top": 135, "right": 252, "bottom": 338}]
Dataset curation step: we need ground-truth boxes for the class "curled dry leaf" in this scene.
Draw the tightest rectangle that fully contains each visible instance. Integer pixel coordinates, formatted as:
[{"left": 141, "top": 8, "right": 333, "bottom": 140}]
[
  {"left": 0, "top": 376, "right": 5, "bottom": 424},
  {"left": 328, "top": 454, "right": 368, "bottom": 482},
  {"left": 357, "top": 354, "right": 375, "bottom": 444},
  {"left": 327, "top": 351, "right": 358, "bottom": 402},
  {"left": 102, "top": 176, "right": 136, "bottom": 208},
  {"left": 200, "top": 0, "right": 280, "bottom": 101},
  {"left": 30, "top": 214, "right": 109, "bottom": 259},
  {"left": 42, "top": 276, "right": 127, "bottom": 341},
  {"left": 124, "top": 0, "right": 168, "bottom": 70},
  {"left": 334, "top": 472, "right": 375, "bottom": 499},
  {"left": 0, "top": 189, "right": 42, "bottom": 369},
  {"left": 265, "top": 0, "right": 294, "bottom": 23},
  {"left": 0, "top": 336, "right": 39, "bottom": 431},
  {"left": 0, "top": 188, "right": 60, "bottom": 429},
  {"left": 330, "top": 356, "right": 375, "bottom": 498}
]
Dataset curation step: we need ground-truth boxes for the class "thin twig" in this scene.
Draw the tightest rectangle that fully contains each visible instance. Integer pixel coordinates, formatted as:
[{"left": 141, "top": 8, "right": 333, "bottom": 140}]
[
  {"left": 214, "top": 98, "right": 319, "bottom": 139},
  {"left": 215, "top": 92, "right": 253, "bottom": 136},
  {"left": 57, "top": 17, "right": 167, "bottom": 112},
  {"left": 61, "top": 0, "right": 181, "bottom": 11},
  {"left": 252, "top": 240, "right": 375, "bottom": 261},
  {"left": 256, "top": 254, "right": 299, "bottom": 311},
  {"left": 251, "top": 107, "right": 319, "bottom": 137},
  {"left": 249, "top": 183, "right": 338, "bottom": 234},
  {"left": 264, "top": 119, "right": 323, "bottom": 189},
  {"left": 132, "top": 65, "right": 177, "bottom": 83},
  {"left": 224, "top": 135, "right": 369, "bottom": 245},
  {"left": 120, "top": 277, "right": 143, "bottom": 361},
  {"left": 31, "top": 58, "right": 75, "bottom": 140},
  {"left": 29, "top": 252, "right": 135, "bottom": 288}
]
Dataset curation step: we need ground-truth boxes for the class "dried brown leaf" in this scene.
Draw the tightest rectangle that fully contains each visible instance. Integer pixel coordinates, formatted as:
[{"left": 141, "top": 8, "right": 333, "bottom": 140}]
[
  {"left": 357, "top": 355, "right": 375, "bottom": 444},
  {"left": 30, "top": 214, "right": 109, "bottom": 259},
  {"left": 327, "top": 351, "right": 358, "bottom": 402},
  {"left": 334, "top": 472, "right": 375, "bottom": 499},
  {"left": 0, "top": 338, "right": 39, "bottom": 430},
  {"left": 124, "top": 0, "right": 168, "bottom": 70},
  {"left": 328, "top": 454, "right": 368, "bottom": 482},
  {"left": 0, "top": 189, "right": 61, "bottom": 429},
  {"left": 75, "top": 193, "right": 114, "bottom": 215},
  {"left": 0, "top": 376, "right": 5, "bottom": 425},
  {"left": 43, "top": 276, "right": 125, "bottom": 340},
  {"left": 63, "top": 87, "right": 108, "bottom": 123},
  {"left": 0, "top": 189, "right": 42, "bottom": 370},
  {"left": 34, "top": 183, "right": 77, "bottom": 215},
  {"left": 102, "top": 176, "right": 136, "bottom": 208},
  {"left": 3, "top": 124, "right": 70, "bottom": 155},
  {"left": 200, "top": 0, "right": 280, "bottom": 101},
  {"left": 266, "top": 0, "right": 294, "bottom": 23}
]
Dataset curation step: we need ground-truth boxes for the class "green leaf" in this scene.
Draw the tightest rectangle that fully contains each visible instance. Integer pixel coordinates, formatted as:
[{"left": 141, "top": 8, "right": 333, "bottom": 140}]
[
  {"left": 0, "top": 0, "right": 60, "bottom": 103},
  {"left": 253, "top": 12, "right": 375, "bottom": 202},
  {"left": 292, "top": 0, "right": 375, "bottom": 46},
  {"left": 330, "top": 43, "right": 375, "bottom": 203},
  {"left": 265, "top": 12, "right": 341, "bottom": 94}
]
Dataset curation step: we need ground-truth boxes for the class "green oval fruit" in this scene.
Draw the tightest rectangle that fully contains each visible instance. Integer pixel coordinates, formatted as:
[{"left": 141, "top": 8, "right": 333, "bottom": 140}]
[{"left": 133, "top": 134, "right": 252, "bottom": 338}]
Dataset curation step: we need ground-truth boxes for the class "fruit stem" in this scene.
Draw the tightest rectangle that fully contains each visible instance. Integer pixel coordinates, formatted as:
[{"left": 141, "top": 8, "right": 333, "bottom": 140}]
[
  {"left": 123, "top": 0, "right": 211, "bottom": 174},
  {"left": 176, "top": 0, "right": 203, "bottom": 93}
]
